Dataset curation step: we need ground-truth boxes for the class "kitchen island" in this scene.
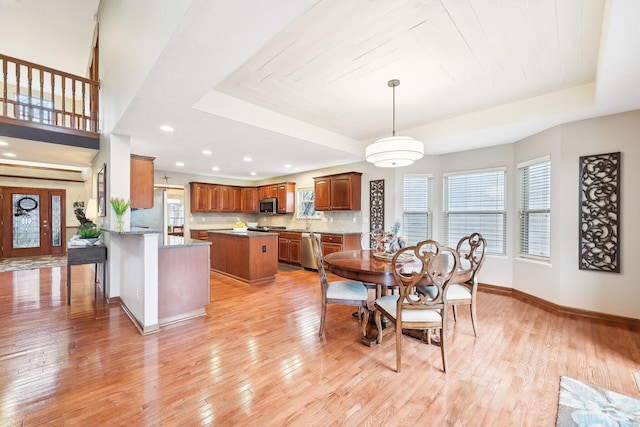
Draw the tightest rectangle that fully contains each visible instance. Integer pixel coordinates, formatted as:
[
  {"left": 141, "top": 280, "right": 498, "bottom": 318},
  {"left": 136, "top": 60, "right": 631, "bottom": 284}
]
[{"left": 207, "top": 230, "right": 278, "bottom": 285}]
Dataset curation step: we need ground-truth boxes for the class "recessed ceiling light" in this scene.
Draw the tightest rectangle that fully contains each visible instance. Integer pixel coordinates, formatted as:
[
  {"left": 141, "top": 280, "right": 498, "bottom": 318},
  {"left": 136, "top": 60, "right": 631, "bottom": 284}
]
[
  {"left": 293, "top": 167, "right": 300, "bottom": 171},
  {"left": 284, "top": 164, "right": 291, "bottom": 168},
  {"left": 250, "top": 172, "right": 256, "bottom": 176},
  {"left": 202, "top": 150, "right": 212, "bottom": 155},
  {"left": 3, "top": 152, "right": 17, "bottom": 157},
  {"left": 160, "top": 125, "right": 174, "bottom": 132},
  {"left": 243, "top": 157, "right": 252, "bottom": 162},
  {"left": 176, "top": 162, "right": 184, "bottom": 167},
  {"left": 0, "top": 141, "right": 8, "bottom": 146},
  {"left": 212, "top": 166, "right": 220, "bottom": 171}
]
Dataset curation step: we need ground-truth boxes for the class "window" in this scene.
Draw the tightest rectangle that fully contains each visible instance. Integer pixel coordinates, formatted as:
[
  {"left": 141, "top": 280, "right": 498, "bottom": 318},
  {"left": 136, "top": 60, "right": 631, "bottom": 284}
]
[
  {"left": 443, "top": 168, "right": 506, "bottom": 255},
  {"left": 403, "top": 174, "right": 432, "bottom": 245},
  {"left": 297, "top": 187, "right": 320, "bottom": 219},
  {"left": 518, "top": 157, "right": 551, "bottom": 260},
  {"left": 166, "top": 189, "right": 185, "bottom": 227},
  {"left": 16, "top": 94, "right": 54, "bottom": 125}
]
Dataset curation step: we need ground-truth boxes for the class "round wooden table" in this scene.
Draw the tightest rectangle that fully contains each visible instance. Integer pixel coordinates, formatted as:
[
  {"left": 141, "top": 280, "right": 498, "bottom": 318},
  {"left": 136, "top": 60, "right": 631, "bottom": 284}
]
[{"left": 323, "top": 249, "right": 473, "bottom": 346}]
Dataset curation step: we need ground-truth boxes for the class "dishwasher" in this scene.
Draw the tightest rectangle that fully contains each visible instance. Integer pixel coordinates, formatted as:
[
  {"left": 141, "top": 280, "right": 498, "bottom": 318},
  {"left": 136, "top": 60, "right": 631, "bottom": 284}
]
[{"left": 301, "top": 232, "right": 320, "bottom": 270}]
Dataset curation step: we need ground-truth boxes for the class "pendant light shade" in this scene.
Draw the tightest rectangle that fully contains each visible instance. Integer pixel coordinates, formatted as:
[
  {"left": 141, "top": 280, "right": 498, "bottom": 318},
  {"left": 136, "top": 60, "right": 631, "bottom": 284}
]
[{"left": 366, "top": 79, "right": 423, "bottom": 168}]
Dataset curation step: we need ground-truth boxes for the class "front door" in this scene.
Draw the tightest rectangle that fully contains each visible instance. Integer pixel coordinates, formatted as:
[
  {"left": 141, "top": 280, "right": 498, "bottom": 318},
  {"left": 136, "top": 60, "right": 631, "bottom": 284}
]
[{"left": 1, "top": 187, "right": 66, "bottom": 258}]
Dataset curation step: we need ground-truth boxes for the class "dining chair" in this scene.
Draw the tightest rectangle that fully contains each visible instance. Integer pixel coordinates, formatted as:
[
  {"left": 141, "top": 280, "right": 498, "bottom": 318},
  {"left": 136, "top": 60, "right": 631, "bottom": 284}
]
[
  {"left": 310, "top": 232, "right": 369, "bottom": 337},
  {"left": 172, "top": 225, "right": 184, "bottom": 235},
  {"left": 417, "top": 233, "right": 487, "bottom": 337},
  {"left": 374, "top": 240, "right": 459, "bottom": 373},
  {"left": 360, "top": 228, "right": 386, "bottom": 298}
]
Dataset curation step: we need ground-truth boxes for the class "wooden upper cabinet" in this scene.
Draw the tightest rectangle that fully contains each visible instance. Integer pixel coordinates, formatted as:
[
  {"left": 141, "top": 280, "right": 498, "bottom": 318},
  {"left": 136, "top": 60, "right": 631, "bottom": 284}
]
[
  {"left": 277, "top": 182, "right": 295, "bottom": 214},
  {"left": 209, "top": 185, "right": 220, "bottom": 212},
  {"left": 242, "top": 187, "right": 258, "bottom": 213},
  {"left": 313, "top": 172, "right": 361, "bottom": 211},
  {"left": 130, "top": 154, "right": 155, "bottom": 209},
  {"left": 219, "top": 186, "right": 232, "bottom": 212},
  {"left": 190, "top": 182, "right": 209, "bottom": 212},
  {"left": 258, "top": 184, "right": 277, "bottom": 200}
]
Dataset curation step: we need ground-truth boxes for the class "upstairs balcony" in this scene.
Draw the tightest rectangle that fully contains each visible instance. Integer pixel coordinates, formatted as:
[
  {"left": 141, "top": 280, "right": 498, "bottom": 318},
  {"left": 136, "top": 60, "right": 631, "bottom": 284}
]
[{"left": 0, "top": 53, "right": 99, "bottom": 149}]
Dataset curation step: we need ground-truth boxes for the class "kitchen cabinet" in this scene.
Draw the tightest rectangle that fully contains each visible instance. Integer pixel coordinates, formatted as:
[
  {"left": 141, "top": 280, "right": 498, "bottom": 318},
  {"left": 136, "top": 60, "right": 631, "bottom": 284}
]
[
  {"left": 259, "top": 185, "right": 277, "bottom": 200},
  {"left": 219, "top": 186, "right": 233, "bottom": 212},
  {"left": 277, "top": 182, "right": 296, "bottom": 214},
  {"left": 313, "top": 172, "right": 362, "bottom": 211},
  {"left": 241, "top": 187, "right": 258, "bottom": 213},
  {"left": 190, "top": 183, "right": 209, "bottom": 212},
  {"left": 321, "top": 233, "right": 360, "bottom": 257},
  {"left": 190, "top": 230, "right": 209, "bottom": 240},
  {"left": 130, "top": 154, "right": 155, "bottom": 209},
  {"left": 278, "top": 231, "right": 302, "bottom": 264},
  {"left": 208, "top": 232, "right": 227, "bottom": 271}
]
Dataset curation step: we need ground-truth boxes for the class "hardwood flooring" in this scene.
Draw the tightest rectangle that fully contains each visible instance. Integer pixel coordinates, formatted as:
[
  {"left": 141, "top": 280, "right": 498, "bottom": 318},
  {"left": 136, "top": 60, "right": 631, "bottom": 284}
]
[{"left": 1, "top": 265, "right": 639, "bottom": 426}]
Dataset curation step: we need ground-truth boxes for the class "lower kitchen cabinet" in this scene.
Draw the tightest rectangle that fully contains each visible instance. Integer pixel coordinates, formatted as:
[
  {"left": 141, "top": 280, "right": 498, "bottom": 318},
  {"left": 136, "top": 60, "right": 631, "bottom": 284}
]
[
  {"left": 191, "top": 230, "right": 209, "bottom": 240},
  {"left": 321, "top": 233, "right": 360, "bottom": 256},
  {"left": 278, "top": 231, "right": 302, "bottom": 264}
]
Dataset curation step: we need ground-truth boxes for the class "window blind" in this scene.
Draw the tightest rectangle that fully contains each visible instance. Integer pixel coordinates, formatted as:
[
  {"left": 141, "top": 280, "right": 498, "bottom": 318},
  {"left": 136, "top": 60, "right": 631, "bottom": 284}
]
[
  {"left": 518, "top": 158, "right": 551, "bottom": 260},
  {"left": 403, "top": 174, "right": 432, "bottom": 245},
  {"left": 443, "top": 168, "right": 506, "bottom": 255}
]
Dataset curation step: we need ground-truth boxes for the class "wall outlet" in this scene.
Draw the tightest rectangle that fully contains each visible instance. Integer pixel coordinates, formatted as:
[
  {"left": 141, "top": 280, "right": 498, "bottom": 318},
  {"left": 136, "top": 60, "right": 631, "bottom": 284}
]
[
  {"left": 353, "top": 217, "right": 357, "bottom": 223},
  {"left": 330, "top": 217, "right": 334, "bottom": 223}
]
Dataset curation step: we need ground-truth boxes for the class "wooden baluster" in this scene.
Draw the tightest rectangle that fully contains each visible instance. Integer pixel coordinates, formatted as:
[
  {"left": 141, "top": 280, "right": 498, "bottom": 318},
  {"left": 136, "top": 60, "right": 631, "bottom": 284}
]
[
  {"left": 15, "top": 63, "right": 20, "bottom": 118},
  {"left": 39, "top": 69, "right": 45, "bottom": 124},
  {"left": 71, "top": 77, "right": 76, "bottom": 130},
  {"left": 2, "top": 58, "right": 7, "bottom": 117},
  {"left": 27, "top": 65, "right": 33, "bottom": 121},
  {"left": 61, "top": 76, "right": 66, "bottom": 128},
  {"left": 51, "top": 72, "right": 56, "bottom": 126},
  {"left": 81, "top": 81, "right": 86, "bottom": 131}
]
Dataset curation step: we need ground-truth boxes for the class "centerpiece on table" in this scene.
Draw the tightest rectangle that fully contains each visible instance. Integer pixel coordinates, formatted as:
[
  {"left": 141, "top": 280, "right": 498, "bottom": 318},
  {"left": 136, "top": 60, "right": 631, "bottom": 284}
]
[
  {"left": 111, "top": 197, "right": 131, "bottom": 232},
  {"left": 372, "top": 220, "right": 409, "bottom": 261}
]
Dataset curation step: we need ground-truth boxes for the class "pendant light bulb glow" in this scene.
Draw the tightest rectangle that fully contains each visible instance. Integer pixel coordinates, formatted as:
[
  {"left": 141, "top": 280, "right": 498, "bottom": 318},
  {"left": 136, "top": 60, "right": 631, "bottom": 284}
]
[{"left": 366, "top": 79, "right": 423, "bottom": 167}]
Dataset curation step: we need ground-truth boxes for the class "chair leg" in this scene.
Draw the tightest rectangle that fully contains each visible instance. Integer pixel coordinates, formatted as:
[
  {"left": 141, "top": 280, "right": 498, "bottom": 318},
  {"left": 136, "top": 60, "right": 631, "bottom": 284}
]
[
  {"left": 470, "top": 300, "right": 478, "bottom": 337},
  {"left": 396, "top": 322, "right": 403, "bottom": 372},
  {"left": 375, "top": 310, "right": 383, "bottom": 344},
  {"left": 452, "top": 305, "right": 458, "bottom": 322},
  {"left": 319, "top": 299, "right": 327, "bottom": 336},
  {"left": 360, "top": 306, "right": 369, "bottom": 337},
  {"left": 439, "top": 326, "right": 447, "bottom": 373}
]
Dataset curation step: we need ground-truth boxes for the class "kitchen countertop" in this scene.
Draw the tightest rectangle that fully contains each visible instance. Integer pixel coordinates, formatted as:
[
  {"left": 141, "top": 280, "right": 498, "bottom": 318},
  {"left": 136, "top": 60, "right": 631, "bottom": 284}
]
[
  {"left": 207, "top": 230, "right": 280, "bottom": 237},
  {"left": 160, "top": 236, "right": 211, "bottom": 248}
]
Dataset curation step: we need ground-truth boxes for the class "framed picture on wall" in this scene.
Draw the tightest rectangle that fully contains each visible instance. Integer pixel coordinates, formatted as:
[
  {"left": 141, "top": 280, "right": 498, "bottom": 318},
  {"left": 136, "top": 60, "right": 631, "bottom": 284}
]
[{"left": 97, "top": 163, "right": 107, "bottom": 217}]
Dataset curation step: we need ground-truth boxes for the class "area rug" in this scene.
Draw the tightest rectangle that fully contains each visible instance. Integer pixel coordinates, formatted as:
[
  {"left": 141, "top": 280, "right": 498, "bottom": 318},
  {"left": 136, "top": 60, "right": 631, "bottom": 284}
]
[
  {"left": 556, "top": 375, "right": 640, "bottom": 426},
  {"left": 0, "top": 255, "right": 67, "bottom": 272}
]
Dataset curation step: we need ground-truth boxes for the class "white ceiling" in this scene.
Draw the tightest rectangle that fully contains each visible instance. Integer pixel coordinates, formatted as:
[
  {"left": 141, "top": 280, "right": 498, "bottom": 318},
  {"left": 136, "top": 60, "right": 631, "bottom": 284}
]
[{"left": 2, "top": 0, "right": 640, "bottom": 180}]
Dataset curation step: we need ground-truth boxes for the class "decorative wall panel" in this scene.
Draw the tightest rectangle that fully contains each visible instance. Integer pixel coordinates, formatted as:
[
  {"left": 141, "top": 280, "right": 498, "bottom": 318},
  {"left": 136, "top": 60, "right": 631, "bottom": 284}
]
[
  {"left": 579, "top": 152, "right": 620, "bottom": 272},
  {"left": 370, "top": 179, "right": 384, "bottom": 235}
]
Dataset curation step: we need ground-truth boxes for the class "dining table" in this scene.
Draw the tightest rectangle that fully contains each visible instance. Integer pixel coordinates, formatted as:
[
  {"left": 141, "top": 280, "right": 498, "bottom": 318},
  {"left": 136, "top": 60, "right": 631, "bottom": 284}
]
[{"left": 323, "top": 249, "right": 473, "bottom": 346}]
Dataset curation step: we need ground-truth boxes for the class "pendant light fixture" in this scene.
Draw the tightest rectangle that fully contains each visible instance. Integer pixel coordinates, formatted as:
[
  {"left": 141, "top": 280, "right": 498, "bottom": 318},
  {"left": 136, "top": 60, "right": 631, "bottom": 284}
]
[{"left": 365, "top": 79, "right": 424, "bottom": 167}]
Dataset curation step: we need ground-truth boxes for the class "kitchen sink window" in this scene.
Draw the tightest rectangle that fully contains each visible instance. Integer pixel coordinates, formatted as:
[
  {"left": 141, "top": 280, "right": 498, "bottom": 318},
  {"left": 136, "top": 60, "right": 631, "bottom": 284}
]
[
  {"left": 297, "top": 187, "right": 320, "bottom": 219},
  {"left": 443, "top": 167, "right": 506, "bottom": 255},
  {"left": 167, "top": 189, "right": 185, "bottom": 228},
  {"left": 403, "top": 174, "right": 433, "bottom": 245}
]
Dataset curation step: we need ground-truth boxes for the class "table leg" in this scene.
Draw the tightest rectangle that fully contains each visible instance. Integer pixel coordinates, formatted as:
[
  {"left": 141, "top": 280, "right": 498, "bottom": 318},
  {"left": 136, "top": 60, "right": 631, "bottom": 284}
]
[{"left": 67, "top": 264, "right": 71, "bottom": 305}]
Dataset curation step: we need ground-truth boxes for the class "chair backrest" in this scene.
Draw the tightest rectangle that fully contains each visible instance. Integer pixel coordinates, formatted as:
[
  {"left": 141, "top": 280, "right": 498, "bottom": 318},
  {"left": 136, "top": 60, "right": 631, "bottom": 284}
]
[
  {"left": 360, "top": 228, "right": 385, "bottom": 250},
  {"left": 310, "top": 232, "right": 329, "bottom": 291},
  {"left": 392, "top": 240, "right": 459, "bottom": 315},
  {"left": 455, "top": 233, "right": 487, "bottom": 286},
  {"left": 173, "top": 225, "right": 184, "bottom": 233}
]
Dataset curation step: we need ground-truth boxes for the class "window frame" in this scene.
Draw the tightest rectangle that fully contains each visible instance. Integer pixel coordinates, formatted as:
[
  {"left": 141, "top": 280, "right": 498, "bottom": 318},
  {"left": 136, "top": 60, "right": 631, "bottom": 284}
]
[
  {"left": 517, "top": 156, "right": 551, "bottom": 262},
  {"left": 296, "top": 186, "right": 320, "bottom": 219},
  {"left": 402, "top": 174, "right": 433, "bottom": 245},
  {"left": 442, "top": 167, "right": 507, "bottom": 256}
]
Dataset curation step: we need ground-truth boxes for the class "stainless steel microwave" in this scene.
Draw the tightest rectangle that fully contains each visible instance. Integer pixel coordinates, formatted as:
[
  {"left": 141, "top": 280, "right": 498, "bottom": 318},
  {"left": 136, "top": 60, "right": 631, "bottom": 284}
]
[{"left": 259, "top": 198, "right": 278, "bottom": 214}]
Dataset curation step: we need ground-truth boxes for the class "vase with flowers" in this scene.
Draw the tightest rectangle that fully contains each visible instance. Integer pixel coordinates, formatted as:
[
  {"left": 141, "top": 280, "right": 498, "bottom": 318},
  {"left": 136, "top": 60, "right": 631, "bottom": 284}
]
[
  {"left": 388, "top": 220, "right": 401, "bottom": 253},
  {"left": 111, "top": 197, "right": 131, "bottom": 232}
]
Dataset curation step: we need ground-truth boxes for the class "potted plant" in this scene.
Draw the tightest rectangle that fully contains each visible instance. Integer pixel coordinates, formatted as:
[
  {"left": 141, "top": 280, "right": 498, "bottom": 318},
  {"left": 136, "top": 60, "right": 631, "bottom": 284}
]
[{"left": 77, "top": 224, "right": 102, "bottom": 244}]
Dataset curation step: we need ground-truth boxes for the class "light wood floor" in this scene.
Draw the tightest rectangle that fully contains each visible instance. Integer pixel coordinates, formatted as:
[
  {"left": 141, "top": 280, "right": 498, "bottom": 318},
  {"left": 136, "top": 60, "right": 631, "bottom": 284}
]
[{"left": 1, "top": 265, "right": 639, "bottom": 426}]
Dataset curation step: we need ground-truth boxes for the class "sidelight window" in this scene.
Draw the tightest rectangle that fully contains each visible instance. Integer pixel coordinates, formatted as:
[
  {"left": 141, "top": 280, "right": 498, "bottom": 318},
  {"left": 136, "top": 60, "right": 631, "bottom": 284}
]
[{"left": 518, "top": 156, "right": 551, "bottom": 261}]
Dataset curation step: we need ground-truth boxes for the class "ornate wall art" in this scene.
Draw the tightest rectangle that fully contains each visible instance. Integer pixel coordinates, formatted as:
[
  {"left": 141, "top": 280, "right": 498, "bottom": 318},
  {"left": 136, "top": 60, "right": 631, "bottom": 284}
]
[
  {"left": 370, "top": 179, "right": 384, "bottom": 238},
  {"left": 579, "top": 152, "right": 620, "bottom": 272}
]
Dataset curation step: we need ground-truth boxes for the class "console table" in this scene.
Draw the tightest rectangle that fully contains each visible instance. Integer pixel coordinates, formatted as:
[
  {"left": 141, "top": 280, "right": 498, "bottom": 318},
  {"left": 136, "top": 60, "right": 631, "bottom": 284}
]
[{"left": 67, "top": 245, "right": 107, "bottom": 305}]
